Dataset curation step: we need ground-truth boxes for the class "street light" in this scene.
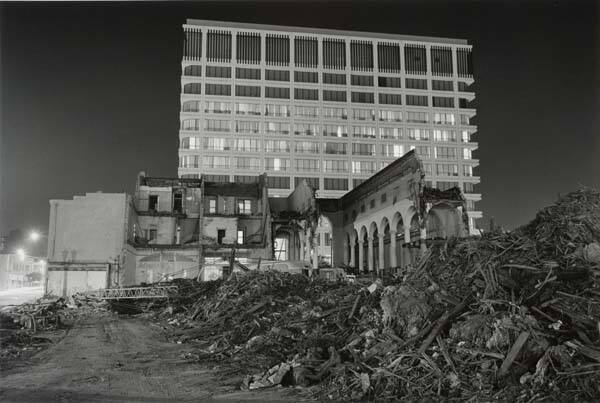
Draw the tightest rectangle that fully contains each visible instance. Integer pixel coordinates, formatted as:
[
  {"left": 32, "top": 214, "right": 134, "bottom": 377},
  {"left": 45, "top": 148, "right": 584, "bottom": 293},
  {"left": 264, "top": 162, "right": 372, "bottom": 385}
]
[
  {"left": 29, "top": 231, "right": 41, "bottom": 242},
  {"left": 16, "top": 248, "right": 26, "bottom": 262}
]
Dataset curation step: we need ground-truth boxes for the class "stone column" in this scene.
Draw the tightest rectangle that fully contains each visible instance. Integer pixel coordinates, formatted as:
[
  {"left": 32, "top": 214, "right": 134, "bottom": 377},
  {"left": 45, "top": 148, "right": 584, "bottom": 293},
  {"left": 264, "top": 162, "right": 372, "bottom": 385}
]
[
  {"left": 420, "top": 228, "right": 428, "bottom": 254},
  {"left": 403, "top": 227, "right": 412, "bottom": 267},
  {"left": 358, "top": 240, "right": 364, "bottom": 272},
  {"left": 343, "top": 239, "right": 348, "bottom": 266},
  {"left": 312, "top": 234, "right": 319, "bottom": 272},
  {"left": 299, "top": 231, "right": 305, "bottom": 261},
  {"left": 304, "top": 229, "right": 311, "bottom": 262},
  {"left": 367, "top": 237, "right": 374, "bottom": 272},
  {"left": 389, "top": 230, "right": 397, "bottom": 268},
  {"left": 349, "top": 237, "right": 355, "bottom": 267},
  {"left": 378, "top": 234, "right": 385, "bottom": 272}
]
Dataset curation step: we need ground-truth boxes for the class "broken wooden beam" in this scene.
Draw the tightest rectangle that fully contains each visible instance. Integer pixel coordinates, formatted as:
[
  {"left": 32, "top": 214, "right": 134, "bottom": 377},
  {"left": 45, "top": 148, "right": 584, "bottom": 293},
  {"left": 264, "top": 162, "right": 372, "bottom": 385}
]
[{"left": 498, "top": 331, "right": 530, "bottom": 377}]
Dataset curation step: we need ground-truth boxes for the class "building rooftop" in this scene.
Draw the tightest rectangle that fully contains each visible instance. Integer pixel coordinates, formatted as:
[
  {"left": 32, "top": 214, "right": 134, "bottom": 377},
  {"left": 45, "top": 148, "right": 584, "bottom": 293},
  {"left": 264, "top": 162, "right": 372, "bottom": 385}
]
[
  {"left": 185, "top": 19, "right": 469, "bottom": 46},
  {"left": 140, "top": 177, "right": 202, "bottom": 188},
  {"left": 340, "top": 150, "right": 421, "bottom": 207}
]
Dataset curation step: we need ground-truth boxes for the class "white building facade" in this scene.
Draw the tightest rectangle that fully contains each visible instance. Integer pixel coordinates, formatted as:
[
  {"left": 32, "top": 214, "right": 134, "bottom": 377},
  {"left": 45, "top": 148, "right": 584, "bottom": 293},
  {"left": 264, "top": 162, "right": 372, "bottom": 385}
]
[{"left": 178, "top": 19, "right": 482, "bottom": 234}]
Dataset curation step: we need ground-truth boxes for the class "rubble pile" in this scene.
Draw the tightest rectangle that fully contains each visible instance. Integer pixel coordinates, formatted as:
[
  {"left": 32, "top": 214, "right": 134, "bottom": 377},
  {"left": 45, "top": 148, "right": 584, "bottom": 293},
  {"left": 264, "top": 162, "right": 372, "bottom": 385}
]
[
  {"left": 156, "top": 189, "right": 600, "bottom": 401},
  {"left": 5, "top": 298, "right": 67, "bottom": 332},
  {"left": 0, "top": 298, "right": 68, "bottom": 368},
  {"left": 163, "top": 272, "right": 374, "bottom": 374}
]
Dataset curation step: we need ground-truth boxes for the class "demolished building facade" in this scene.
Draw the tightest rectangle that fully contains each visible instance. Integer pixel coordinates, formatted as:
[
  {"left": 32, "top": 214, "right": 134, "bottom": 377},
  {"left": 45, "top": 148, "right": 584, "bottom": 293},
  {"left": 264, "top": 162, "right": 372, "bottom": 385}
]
[{"left": 45, "top": 152, "right": 467, "bottom": 296}]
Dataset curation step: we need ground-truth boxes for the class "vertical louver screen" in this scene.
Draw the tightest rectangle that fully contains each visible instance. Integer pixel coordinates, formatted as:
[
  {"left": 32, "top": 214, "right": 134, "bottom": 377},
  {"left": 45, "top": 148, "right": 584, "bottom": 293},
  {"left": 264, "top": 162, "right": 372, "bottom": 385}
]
[
  {"left": 207, "top": 30, "right": 232, "bottom": 62},
  {"left": 377, "top": 42, "right": 401, "bottom": 73},
  {"left": 183, "top": 28, "right": 202, "bottom": 60},
  {"left": 322, "top": 39, "right": 346, "bottom": 70},
  {"left": 266, "top": 34, "right": 290, "bottom": 66},
  {"left": 350, "top": 40, "right": 373, "bottom": 71},
  {"left": 457, "top": 48, "right": 473, "bottom": 78},
  {"left": 431, "top": 46, "right": 453, "bottom": 76},
  {"left": 236, "top": 32, "right": 261, "bottom": 64},
  {"left": 404, "top": 44, "right": 427, "bottom": 75},
  {"left": 294, "top": 36, "right": 318, "bottom": 68}
]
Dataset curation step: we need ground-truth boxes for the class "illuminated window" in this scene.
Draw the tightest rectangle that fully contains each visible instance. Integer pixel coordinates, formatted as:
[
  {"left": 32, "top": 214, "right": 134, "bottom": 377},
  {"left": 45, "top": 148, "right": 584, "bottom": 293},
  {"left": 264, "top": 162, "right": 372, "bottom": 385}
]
[
  {"left": 379, "top": 127, "right": 401, "bottom": 139},
  {"left": 181, "top": 137, "right": 201, "bottom": 150},
  {"left": 265, "top": 104, "right": 290, "bottom": 117},
  {"left": 235, "top": 103, "right": 261, "bottom": 115},
  {"left": 323, "top": 124, "right": 347, "bottom": 137},
  {"left": 295, "top": 141, "right": 319, "bottom": 154},
  {"left": 322, "top": 107, "right": 347, "bottom": 120},
  {"left": 265, "top": 158, "right": 290, "bottom": 171},
  {"left": 237, "top": 199, "right": 252, "bottom": 215},
  {"left": 264, "top": 140, "right": 290, "bottom": 153},
  {"left": 378, "top": 109, "right": 402, "bottom": 122}
]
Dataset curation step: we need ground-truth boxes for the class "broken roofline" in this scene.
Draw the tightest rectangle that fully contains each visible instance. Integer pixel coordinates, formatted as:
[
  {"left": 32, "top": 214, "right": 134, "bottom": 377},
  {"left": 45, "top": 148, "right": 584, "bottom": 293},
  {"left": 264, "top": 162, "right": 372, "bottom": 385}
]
[
  {"left": 139, "top": 175, "right": 267, "bottom": 198},
  {"left": 339, "top": 150, "right": 422, "bottom": 208},
  {"left": 139, "top": 176, "right": 203, "bottom": 188}
]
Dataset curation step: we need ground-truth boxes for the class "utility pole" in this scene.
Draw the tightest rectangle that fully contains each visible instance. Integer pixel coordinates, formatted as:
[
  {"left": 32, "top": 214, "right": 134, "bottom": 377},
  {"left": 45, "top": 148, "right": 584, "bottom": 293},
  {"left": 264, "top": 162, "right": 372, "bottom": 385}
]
[{"left": 196, "top": 179, "right": 204, "bottom": 281}]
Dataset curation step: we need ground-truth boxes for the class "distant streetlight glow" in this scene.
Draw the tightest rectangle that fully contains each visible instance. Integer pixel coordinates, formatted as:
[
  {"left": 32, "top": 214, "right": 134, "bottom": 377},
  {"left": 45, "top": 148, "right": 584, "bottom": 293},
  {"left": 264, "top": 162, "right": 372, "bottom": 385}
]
[
  {"left": 29, "top": 231, "right": 41, "bottom": 241},
  {"left": 16, "top": 248, "right": 26, "bottom": 261}
]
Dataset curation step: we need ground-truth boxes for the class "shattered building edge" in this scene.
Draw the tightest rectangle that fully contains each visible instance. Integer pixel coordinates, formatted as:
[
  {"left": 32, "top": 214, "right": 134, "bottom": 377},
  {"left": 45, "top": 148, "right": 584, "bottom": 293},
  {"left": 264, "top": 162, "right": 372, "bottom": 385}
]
[{"left": 44, "top": 151, "right": 468, "bottom": 296}]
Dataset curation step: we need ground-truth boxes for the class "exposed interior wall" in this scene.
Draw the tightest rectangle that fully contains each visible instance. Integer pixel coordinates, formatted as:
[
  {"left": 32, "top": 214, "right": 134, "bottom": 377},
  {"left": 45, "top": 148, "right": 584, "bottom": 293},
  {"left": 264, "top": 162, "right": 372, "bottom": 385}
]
[
  {"left": 47, "top": 193, "right": 128, "bottom": 263},
  {"left": 286, "top": 180, "right": 315, "bottom": 214},
  {"left": 137, "top": 187, "right": 173, "bottom": 212},
  {"left": 203, "top": 217, "right": 238, "bottom": 244},
  {"left": 238, "top": 216, "right": 263, "bottom": 244},
  {"left": 137, "top": 216, "right": 177, "bottom": 244}
]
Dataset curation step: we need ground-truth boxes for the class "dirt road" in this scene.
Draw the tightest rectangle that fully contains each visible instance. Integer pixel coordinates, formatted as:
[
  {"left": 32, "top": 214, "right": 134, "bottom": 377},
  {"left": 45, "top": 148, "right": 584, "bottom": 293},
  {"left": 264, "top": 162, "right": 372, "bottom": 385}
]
[{"left": 0, "top": 316, "right": 296, "bottom": 402}]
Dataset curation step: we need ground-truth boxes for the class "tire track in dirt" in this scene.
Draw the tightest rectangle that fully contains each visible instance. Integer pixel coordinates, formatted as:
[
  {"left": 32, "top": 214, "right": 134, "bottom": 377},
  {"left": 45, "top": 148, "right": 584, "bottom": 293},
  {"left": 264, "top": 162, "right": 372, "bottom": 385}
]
[{"left": 0, "top": 316, "right": 296, "bottom": 402}]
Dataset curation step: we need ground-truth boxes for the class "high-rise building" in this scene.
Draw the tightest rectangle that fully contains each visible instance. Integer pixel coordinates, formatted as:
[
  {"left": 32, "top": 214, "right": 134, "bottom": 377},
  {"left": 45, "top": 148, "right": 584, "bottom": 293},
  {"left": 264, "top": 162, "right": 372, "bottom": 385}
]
[{"left": 178, "top": 19, "right": 481, "bottom": 235}]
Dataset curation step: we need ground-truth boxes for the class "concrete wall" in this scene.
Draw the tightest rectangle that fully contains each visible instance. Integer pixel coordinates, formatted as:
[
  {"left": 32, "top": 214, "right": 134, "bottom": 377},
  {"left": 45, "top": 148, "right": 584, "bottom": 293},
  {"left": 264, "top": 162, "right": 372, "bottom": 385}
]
[
  {"left": 137, "top": 186, "right": 202, "bottom": 216},
  {"left": 46, "top": 263, "right": 108, "bottom": 297},
  {"left": 137, "top": 187, "right": 173, "bottom": 212},
  {"left": 286, "top": 181, "right": 314, "bottom": 214},
  {"left": 47, "top": 193, "right": 129, "bottom": 263},
  {"left": 122, "top": 245, "right": 138, "bottom": 286},
  {"left": 137, "top": 216, "right": 177, "bottom": 244},
  {"left": 203, "top": 217, "right": 238, "bottom": 244},
  {"left": 238, "top": 217, "right": 263, "bottom": 243}
]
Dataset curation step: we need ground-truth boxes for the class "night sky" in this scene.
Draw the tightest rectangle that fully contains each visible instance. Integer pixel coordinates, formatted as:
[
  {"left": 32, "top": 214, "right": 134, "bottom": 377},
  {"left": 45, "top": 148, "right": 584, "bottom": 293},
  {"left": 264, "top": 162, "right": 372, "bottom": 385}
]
[{"left": 1, "top": 1, "right": 598, "bottom": 255}]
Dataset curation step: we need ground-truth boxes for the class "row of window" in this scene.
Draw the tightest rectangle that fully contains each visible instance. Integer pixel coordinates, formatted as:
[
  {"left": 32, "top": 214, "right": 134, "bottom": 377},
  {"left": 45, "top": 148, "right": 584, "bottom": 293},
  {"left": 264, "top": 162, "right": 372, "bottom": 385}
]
[
  {"left": 349, "top": 183, "right": 478, "bottom": 220},
  {"left": 179, "top": 155, "right": 477, "bottom": 176},
  {"left": 180, "top": 173, "right": 479, "bottom": 195},
  {"left": 206, "top": 197, "right": 253, "bottom": 215},
  {"left": 181, "top": 120, "right": 473, "bottom": 142},
  {"left": 183, "top": 83, "right": 473, "bottom": 107},
  {"left": 181, "top": 137, "right": 474, "bottom": 159},
  {"left": 183, "top": 102, "right": 472, "bottom": 125},
  {"left": 184, "top": 66, "right": 472, "bottom": 91}
]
